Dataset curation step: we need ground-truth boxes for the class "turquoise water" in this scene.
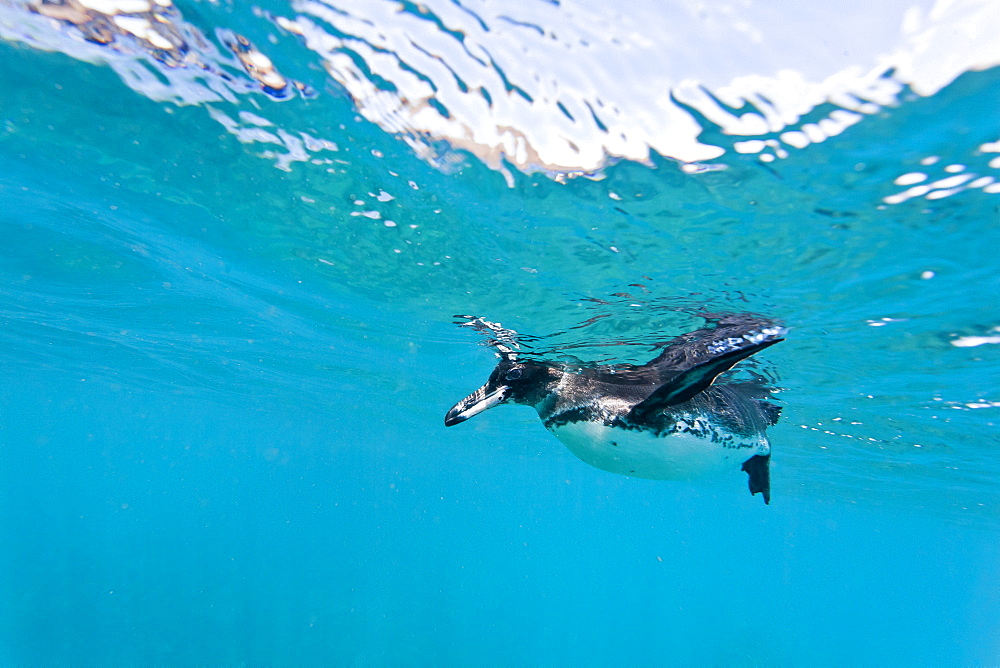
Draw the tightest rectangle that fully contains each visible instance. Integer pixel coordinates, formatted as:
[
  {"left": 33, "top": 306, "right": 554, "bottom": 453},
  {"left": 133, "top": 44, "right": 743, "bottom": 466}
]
[{"left": 2, "top": 1, "right": 1000, "bottom": 664}]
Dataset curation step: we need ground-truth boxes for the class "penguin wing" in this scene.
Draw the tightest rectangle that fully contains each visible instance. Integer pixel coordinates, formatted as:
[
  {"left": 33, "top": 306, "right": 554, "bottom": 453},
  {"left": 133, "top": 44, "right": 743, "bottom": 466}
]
[{"left": 627, "top": 337, "right": 783, "bottom": 421}]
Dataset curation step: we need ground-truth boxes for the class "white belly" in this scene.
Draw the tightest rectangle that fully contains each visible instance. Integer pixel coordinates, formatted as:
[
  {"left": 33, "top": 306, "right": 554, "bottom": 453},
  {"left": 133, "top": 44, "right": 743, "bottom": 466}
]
[{"left": 547, "top": 419, "right": 769, "bottom": 481}]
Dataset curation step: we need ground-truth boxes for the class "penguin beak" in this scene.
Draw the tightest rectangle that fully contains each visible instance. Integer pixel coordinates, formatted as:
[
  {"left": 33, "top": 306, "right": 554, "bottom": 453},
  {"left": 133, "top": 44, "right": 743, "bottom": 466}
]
[{"left": 444, "top": 384, "right": 509, "bottom": 426}]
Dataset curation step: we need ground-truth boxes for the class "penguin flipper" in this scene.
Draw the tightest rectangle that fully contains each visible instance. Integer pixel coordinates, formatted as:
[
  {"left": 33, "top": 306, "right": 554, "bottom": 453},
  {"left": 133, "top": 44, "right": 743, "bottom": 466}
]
[
  {"left": 741, "top": 454, "right": 771, "bottom": 504},
  {"left": 628, "top": 337, "right": 783, "bottom": 421}
]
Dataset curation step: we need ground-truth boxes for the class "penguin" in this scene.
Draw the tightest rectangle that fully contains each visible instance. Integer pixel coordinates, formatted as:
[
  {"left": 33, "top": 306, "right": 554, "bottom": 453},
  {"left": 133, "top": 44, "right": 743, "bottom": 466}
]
[{"left": 444, "top": 314, "right": 786, "bottom": 503}]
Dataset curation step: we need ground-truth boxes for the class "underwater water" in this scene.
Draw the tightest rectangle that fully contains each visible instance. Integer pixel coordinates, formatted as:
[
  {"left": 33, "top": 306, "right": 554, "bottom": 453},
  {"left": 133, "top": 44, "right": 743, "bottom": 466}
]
[{"left": 1, "top": 0, "right": 1000, "bottom": 664}]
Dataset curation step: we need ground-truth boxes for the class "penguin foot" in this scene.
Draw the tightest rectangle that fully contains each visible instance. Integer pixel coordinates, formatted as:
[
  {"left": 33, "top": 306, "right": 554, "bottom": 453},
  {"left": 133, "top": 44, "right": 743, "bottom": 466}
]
[{"left": 741, "top": 454, "right": 771, "bottom": 504}]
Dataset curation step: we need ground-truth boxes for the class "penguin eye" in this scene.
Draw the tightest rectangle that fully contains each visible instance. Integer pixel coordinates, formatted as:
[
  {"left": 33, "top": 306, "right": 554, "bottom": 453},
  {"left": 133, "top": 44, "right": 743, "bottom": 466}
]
[{"left": 505, "top": 368, "right": 522, "bottom": 381}]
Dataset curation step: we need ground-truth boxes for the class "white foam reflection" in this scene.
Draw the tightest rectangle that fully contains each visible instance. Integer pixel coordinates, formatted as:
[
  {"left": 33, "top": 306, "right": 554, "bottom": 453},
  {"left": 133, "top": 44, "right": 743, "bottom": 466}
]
[
  {"left": 0, "top": 0, "right": 337, "bottom": 161},
  {"left": 206, "top": 107, "right": 338, "bottom": 171},
  {"left": 3, "top": 0, "right": 1000, "bottom": 182},
  {"left": 952, "top": 327, "right": 1000, "bottom": 347},
  {"left": 883, "top": 138, "right": 1000, "bottom": 204},
  {"left": 269, "top": 0, "right": 1000, "bottom": 176},
  {"left": 0, "top": 0, "right": 313, "bottom": 102}
]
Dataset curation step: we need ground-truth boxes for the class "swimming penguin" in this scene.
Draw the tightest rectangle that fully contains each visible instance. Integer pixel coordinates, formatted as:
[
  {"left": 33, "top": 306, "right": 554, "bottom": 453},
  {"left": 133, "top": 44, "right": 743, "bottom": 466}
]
[{"left": 444, "top": 314, "right": 786, "bottom": 503}]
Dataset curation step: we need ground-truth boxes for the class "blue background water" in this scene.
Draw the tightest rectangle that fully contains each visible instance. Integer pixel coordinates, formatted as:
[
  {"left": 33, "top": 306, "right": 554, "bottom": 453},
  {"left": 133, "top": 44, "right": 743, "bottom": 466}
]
[{"left": 2, "top": 2, "right": 1000, "bottom": 664}]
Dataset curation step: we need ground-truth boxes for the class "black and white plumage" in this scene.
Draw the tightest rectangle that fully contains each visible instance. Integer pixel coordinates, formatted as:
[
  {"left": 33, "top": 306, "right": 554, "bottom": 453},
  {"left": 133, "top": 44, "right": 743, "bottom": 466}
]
[{"left": 444, "top": 314, "right": 786, "bottom": 503}]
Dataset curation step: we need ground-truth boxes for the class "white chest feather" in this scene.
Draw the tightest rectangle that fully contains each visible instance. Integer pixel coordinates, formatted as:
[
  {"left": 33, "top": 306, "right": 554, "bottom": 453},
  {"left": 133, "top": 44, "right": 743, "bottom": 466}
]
[{"left": 547, "top": 418, "right": 769, "bottom": 481}]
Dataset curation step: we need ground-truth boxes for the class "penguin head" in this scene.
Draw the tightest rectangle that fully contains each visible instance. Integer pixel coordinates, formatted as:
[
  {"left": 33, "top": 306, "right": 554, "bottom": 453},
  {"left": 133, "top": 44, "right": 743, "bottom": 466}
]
[{"left": 444, "top": 358, "right": 554, "bottom": 426}]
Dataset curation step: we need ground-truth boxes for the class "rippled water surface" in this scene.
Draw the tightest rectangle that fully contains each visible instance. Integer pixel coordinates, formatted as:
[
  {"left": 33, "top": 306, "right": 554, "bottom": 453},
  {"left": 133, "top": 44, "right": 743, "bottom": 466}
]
[{"left": 1, "top": 0, "right": 999, "bottom": 664}]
